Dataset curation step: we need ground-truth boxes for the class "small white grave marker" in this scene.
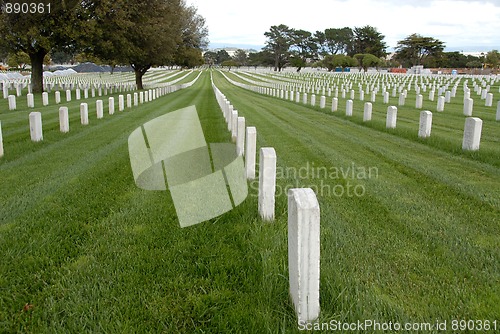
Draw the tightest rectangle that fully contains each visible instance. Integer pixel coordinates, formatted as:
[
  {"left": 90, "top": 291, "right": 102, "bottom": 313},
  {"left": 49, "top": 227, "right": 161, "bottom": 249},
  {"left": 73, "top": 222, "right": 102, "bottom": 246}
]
[
  {"left": 418, "top": 110, "right": 432, "bottom": 138},
  {"left": 346, "top": 100, "right": 353, "bottom": 116},
  {"left": 29, "top": 112, "right": 43, "bottom": 142},
  {"left": 258, "top": 147, "right": 277, "bottom": 221},
  {"left": 236, "top": 117, "right": 245, "bottom": 156},
  {"left": 462, "top": 117, "right": 482, "bottom": 151},
  {"left": 59, "top": 107, "right": 69, "bottom": 133},
  {"left": 245, "top": 127, "right": 257, "bottom": 179},
  {"left": 96, "top": 100, "right": 104, "bottom": 119},
  {"left": 386, "top": 106, "right": 397, "bottom": 129},
  {"left": 363, "top": 102, "right": 372, "bottom": 122},
  {"left": 8, "top": 95, "right": 16, "bottom": 110},
  {"left": 80, "top": 103, "right": 89, "bottom": 125}
]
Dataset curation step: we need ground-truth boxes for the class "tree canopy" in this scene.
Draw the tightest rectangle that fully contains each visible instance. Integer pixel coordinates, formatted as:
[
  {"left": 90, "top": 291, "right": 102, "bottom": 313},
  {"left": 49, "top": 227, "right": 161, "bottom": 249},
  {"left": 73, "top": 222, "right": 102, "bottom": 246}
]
[{"left": 395, "top": 34, "right": 445, "bottom": 67}]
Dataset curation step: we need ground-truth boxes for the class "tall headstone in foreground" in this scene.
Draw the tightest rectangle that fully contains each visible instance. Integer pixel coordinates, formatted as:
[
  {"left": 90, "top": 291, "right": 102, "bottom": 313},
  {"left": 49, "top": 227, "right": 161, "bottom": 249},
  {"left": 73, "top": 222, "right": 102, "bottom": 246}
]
[
  {"left": 462, "top": 117, "right": 482, "bottom": 151},
  {"left": 418, "top": 110, "right": 432, "bottom": 138},
  {"left": 59, "top": 107, "right": 70, "bottom": 133},
  {"left": 258, "top": 147, "right": 276, "bottom": 221},
  {"left": 29, "top": 112, "right": 43, "bottom": 142},
  {"left": 288, "top": 188, "right": 320, "bottom": 324},
  {"left": 245, "top": 127, "right": 257, "bottom": 179}
]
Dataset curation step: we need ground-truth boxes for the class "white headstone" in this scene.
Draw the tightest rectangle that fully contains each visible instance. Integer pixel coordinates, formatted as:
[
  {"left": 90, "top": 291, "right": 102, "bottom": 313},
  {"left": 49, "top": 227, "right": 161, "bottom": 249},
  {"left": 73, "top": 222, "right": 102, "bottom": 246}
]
[
  {"left": 346, "top": 99, "right": 353, "bottom": 117},
  {"left": 127, "top": 94, "right": 132, "bottom": 109},
  {"left": 245, "top": 127, "right": 257, "bottom": 179},
  {"left": 320, "top": 96, "right": 326, "bottom": 109},
  {"left": 310, "top": 94, "right": 316, "bottom": 106},
  {"left": 363, "top": 102, "right": 372, "bottom": 122},
  {"left": 418, "top": 110, "right": 432, "bottom": 138},
  {"left": 26, "top": 93, "right": 34, "bottom": 108},
  {"left": 463, "top": 98, "right": 473, "bottom": 116},
  {"left": 139, "top": 92, "right": 144, "bottom": 104},
  {"left": 8, "top": 95, "right": 16, "bottom": 110},
  {"left": 437, "top": 96, "right": 445, "bottom": 112},
  {"left": 108, "top": 97, "right": 115, "bottom": 115},
  {"left": 134, "top": 93, "right": 139, "bottom": 106},
  {"left": 288, "top": 188, "right": 320, "bottom": 324},
  {"left": 96, "top": 100, "right": 104, "bottom": 119},
  {"left": 386, "top": 106, "right": 397, "bottom": 129},
  {"left": 2, "top": 82, "right": 8, "bottom": 99},
  {"left": 55, "top": 91, "right": 61, "bottom": 104},
  {"left": 383, "top": 91, "right": 389, "bottom": 104},
  {"left": 485, "top": 93, "right": 493, "bottom": 107},
  {"left": 118, "top": 95, "right": 124, "bottom": 111},
  {"left": 42, "top": 92, "right": 49, "bottom": 106},
  {"left": 462, "top": 117, "right": 482, "bottom": 151},
  {"left": 66, "top": 90, "right": 72, "bottom": 102},
  {"left": 231, "top": 110, "right": 238, "bottom": 142},
  {"left": 445, "top": 91, "right": 451, "bottom": 103},
  {"left": 59, "top": 107, "right": 69, "bottom": 133},
  {"left": 331, "top": 98, "right": 338, "bottom": 112},
  {"left": 258, "top": 147, "right": 277, "bottom": 221},
  {"left": 303, "top": 93, "right": 308, "bottom": 104},
  {"left": 497, "top": 101, "right": 500, "bottom": 121},
  {"left": 236, "top": 117, "right": 245, "bottom": 156},
  {"left": 29, "top": 112, "right": 43, "bottom": 142},
  {"left": 416, "top": 94, "right": 423, "bottom": 109},
  {"left": 76, "top": 88, "right": 81, "bottom": 100},
  {"left": 398, "top": 93, "right": 405, "bottom": 106},
  {"left": 429, "top": 90, "right": 435, "bottom": 102},
  {"left": 80, "top": 103, "right": 89, "bottom": 125}
]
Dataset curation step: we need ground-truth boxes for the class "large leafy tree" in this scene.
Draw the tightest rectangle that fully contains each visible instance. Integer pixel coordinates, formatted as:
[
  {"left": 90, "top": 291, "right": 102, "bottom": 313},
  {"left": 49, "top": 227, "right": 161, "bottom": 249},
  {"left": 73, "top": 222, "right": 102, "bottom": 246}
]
[
  {"left": 316, "top": 27, "right": 353, "bottom": 56},
  {"left": 264, "top": 24, "right": 293, "bottom": 72},
  {"left": 350, "top": 25, "right": 387, "bottom": 58},
  {"left": 485, "top": 50, "right": 499, "bottom": 70},
  {"left": 395, "top": 34, "right": 445, "bottom": 67},
  {"left": 88, "top": 0, "right": 207, "bottom": 89},
  {"left": 0, "top": 0, "right": 86, "bottom": 93},
  {"left": 289, "top": 29, "right": 318, "bottom": 72}
]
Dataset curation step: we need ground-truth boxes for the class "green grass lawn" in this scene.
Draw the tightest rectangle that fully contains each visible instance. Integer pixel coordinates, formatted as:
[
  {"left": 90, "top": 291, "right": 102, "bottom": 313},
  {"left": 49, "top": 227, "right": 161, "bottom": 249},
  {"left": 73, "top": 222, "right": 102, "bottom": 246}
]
[{"left": 0, "top": 70, "right": 499, "bottom": 333}]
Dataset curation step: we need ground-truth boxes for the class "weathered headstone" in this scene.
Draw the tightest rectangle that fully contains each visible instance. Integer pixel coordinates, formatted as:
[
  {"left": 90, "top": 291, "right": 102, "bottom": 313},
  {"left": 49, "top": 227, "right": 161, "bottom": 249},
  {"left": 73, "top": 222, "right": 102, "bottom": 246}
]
[
  {"left": 76, "top": 88, "right": 81, "bottom": 100},
  {"left": 462, "top": 117, "right": 482, "bottom": 151},
  {"left": 66, "top": 89, "right": 72, "bottom": 102},
  {"left": 418, "top": 110, "right": 432, "bottom": 138},
  {"left": 29, "top": 112, "right": 43, "bottom": 142},
  {"left": 386, "top": 106, "right": 397, "bottom": 129},
  {"left": 258, "top": 147, "right": 277, "bottom": 221},
  {"left": 288, "top": 188, "right": 320, "bottom": 324},
  {"left": 55, "top": 91, "right": 61, "bottom": 104},
  {"left": 59, "top": 107, "right": 69, "bottom": 133}
]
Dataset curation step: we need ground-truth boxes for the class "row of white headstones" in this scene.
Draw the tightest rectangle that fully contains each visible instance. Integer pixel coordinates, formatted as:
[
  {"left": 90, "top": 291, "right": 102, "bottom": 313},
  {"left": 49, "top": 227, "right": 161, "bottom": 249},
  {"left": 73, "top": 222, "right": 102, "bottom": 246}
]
[
  {"left": 0, "top": 72, "right": 202, "bottom": 158},
  {"left": 212, "top": 72, "right": 320, "bottom": 324},
  {"left": 225, "top": 71, "right": 498, "bottom": 152}
]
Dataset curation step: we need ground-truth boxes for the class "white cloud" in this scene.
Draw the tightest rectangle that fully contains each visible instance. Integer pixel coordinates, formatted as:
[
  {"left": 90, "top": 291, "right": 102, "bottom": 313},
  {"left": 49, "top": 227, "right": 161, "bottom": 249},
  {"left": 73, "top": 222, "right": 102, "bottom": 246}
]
[{"left": 188, "top": 0, "right": 500, "bottom": 51}]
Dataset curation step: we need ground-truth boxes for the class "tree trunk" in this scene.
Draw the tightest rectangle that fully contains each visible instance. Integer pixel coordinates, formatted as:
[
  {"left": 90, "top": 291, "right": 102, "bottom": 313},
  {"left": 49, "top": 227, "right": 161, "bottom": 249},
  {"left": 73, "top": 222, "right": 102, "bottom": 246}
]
[
  {"left": 29, "top": 49, "right": 48, "bottom": 94},
  {"left": 132, "top": 65, "right": 150, "bottom": 90}
]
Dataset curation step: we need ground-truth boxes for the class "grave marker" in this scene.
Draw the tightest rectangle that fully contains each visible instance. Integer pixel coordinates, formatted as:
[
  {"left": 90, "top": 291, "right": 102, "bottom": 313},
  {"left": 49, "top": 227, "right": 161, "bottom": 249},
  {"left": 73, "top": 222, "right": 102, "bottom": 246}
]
[
  {"left": 462, "top": 117, "right": 482, "bottom": 151},
  {"left": 59, "top": 107, "right": 69, "bottom": 133},
  {"left": 363, "top": 102, "right": 372, "bottom": 122},
  {"left": 245, "top": 127, "right": 257, "bottom": 179},
  {"left": 29, "top": 112, "right": 43, "bottom": 142},
  {"left": 80, "top": 103, "right": 89, "bottom": 125},
  {"left": 236, "top": 117, "right": 245, "bottom": 156},
  {"left": 258, "top": 147, "right": 276, "bottom": 221},
  {"left": 346, "top": 99, "right": 353, "bottom": 117},
  {"left": 288, "top": 188, "right": 320, "bottom": 324},
  {"left": 96, "top": 100, "right": 104, "bottom": 119},
  {"left": 386, "top": 106, "right": 397, "bottom": 128},
  {"left": 418, "top": 110, "right": 432, "bottom": 138}
]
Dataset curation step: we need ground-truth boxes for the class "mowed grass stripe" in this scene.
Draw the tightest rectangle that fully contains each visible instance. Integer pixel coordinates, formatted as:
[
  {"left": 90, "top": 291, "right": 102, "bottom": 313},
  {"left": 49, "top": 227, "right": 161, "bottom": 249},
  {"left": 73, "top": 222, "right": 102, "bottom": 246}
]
[{"left": 213, "top": 71, "right": 500, "bottom": 320}]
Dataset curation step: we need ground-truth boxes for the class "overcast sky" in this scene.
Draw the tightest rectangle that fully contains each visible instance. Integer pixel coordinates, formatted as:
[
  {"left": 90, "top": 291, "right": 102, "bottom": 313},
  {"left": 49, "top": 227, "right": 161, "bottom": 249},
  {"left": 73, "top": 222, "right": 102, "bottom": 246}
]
[{"left": 187, "top": 0, "right": 500, "bottom": 52}]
